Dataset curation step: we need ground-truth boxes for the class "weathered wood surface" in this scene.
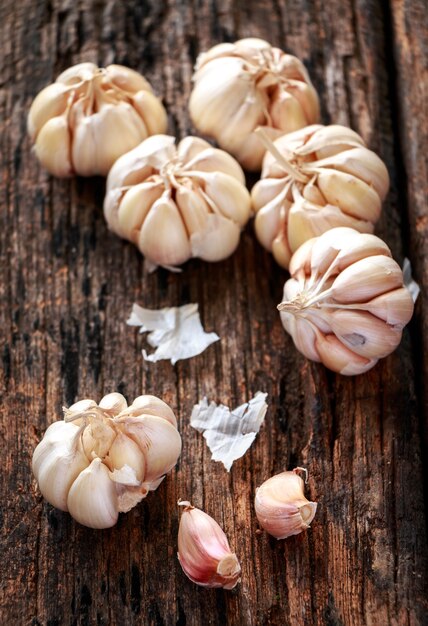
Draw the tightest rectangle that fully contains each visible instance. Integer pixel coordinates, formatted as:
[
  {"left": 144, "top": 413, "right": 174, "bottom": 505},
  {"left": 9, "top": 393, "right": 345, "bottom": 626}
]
[{"left": 0, "top": 0, "right": 427, "bottom": 624}]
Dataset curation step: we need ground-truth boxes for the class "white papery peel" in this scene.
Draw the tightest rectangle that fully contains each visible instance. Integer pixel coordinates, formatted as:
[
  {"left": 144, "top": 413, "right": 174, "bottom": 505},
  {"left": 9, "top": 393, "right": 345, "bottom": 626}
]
[
  {"left": 127, "top": 303, "right": 220, "bottom": 364},
  {"left": 191, "top": 392, "right": 268, "bottom": 471},
  {"left": 403, "top": 258, "right": 420, "bottom": 303}
]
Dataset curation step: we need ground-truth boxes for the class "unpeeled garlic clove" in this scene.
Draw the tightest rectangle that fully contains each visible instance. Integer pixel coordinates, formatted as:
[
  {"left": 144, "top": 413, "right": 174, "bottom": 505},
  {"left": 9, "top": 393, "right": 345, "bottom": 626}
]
[
  {"left": 67, "top": 458, "right": 119, "bottom": 529},
  {"left": 255, "top": 469, "right": 317, "bottom": 539},
  {"left": 177, "top": 501, "right": 241, "bottom": 589},
  {"left": 34, "top": 115, "right": 73, "bottom": 177}
]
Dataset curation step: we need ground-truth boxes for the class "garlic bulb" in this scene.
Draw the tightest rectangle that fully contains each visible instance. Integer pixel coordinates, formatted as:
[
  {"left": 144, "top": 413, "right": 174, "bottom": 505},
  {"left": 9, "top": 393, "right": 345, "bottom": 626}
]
[
  {"left": 28, "top": 63, "right": 167, "bottom": 177},
  {"left": 177, "top": 501, "right": 241, "bottom": 589},
  {"left": 104, "top": 135, "right": 251, "bottom": 269},
  {"left": 32, "top": 393, "right": 181, "bottom": 528},
  {"left": 255, "top": 468, "right": 317, "bottom": 539},
  {"left": 189, "top": 38, "right": 319, "bottom": 171},
  {"left": 278, "top": 227, "right": 414, "bottom": 375},
  {"left": 252, "top": 125, "right": 390, "bottom": 268}
]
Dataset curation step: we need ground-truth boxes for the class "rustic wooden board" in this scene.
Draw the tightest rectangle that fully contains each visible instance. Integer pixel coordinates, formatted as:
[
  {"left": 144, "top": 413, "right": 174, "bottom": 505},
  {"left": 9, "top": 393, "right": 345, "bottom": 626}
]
[{"left": 0, "top": 0, "right": 427, "bottom": 624}]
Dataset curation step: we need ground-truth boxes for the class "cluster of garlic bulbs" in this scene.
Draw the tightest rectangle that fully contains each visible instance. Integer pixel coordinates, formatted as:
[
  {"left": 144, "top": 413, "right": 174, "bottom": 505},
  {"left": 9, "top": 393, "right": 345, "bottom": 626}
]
[
  {"left": 104, "top": 135, "right": 252, "bottom": 269},
  {"left": 252, "top": 125, "right": 390, "bottom": 269},
  {"left": 278, "top": 228, "right": 414, "bottom": 375},
  {"left": 28, "top": 63, "right": 167, "bottom": 177},
  {"left": 189, "top": 38, "right": 320, "bottom": 171},
  {"left": 177, "top": 501, "right": 241, "bottom": 589},
  {"left": 32, "top": 393, "right": 181, "bottom": 528},
  {"left": 255, "top": 468, "right": 317, "bottom": 539}
]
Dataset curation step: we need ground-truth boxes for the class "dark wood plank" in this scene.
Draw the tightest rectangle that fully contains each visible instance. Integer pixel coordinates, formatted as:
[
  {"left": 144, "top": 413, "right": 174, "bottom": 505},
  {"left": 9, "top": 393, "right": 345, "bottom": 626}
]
[{"left": 0, "top": 1, "right": 426, "bottom": 624}]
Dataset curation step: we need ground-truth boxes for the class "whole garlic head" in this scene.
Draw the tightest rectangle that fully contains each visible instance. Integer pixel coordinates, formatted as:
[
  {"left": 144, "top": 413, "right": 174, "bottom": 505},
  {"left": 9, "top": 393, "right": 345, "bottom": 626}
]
[
  {"left": 32, "top": 393, "right": 181, "bottom": 528},
  {"left": 189, "top": 38, "right": 319, "bottom": 170},
  {"left": 177, "top": 501, "right": 241, "bottom": 589},
  {"left": 28, "top": 63, "right": 167, "bottom": 177},
  {"left": 278, "top": 228, "right": 414, "bottom": 375},
  {"left": 104, "top": 135, "right": 252, "bottom": 269},
  {"left": 252, "top": 125, "right": 390, "bottom": 269},
  {"left": 255, "top": 468, "right": 317, "bottom": 539}
]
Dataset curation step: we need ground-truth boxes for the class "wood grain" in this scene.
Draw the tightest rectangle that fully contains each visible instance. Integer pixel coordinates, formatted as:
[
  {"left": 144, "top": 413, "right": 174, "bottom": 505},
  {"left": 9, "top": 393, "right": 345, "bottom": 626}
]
[{"left": 0, "top": 0, "right": 427, "bottom": 624}]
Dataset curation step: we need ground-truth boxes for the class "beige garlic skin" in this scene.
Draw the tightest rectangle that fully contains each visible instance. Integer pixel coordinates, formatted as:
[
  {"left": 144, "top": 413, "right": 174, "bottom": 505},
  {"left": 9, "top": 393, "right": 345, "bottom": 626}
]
[
  {"left": 189, "top": 38, "right": 319, "bottom": 171},
  {"left": 177, "top": 501, "right": 241, "bottom": 589},
  {"left": 104, "top": 135, "right": 251, "bottom": 269},
  {"left": 278, "top": 227, "right": 414, "bottom": 375},
  {"left": 255, "top": 468, "right": 317, "bottom": 539},
  {"left": 252, "top": 125, "right": 390, "bottom": 269},
  {"left": 32, "top": 393, "right": 181, "bottom": 529},
  {"left": 28, "top": 63, "right": 167, "bottom": 177}
]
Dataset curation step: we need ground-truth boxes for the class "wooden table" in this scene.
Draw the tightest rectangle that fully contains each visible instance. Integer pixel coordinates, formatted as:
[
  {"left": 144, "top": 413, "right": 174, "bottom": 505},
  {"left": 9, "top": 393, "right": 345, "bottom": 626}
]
[{"left": 1, "top": 1, "right": 427, "bottom": 624}]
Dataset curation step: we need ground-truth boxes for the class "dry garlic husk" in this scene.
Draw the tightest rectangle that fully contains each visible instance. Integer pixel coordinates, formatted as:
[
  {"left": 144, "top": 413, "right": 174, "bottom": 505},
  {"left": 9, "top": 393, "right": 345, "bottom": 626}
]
[
  {"left": 177, "top": 501, "right": 241, "bottom": 589},
  {"left": 278, "top": 227, "right": 414, "bottom": 375},
  {"left": 104, "top": 135, "right": 251, "bottom": 269},
  {"left": 189, "top": 38, "right": 319, "bottom": 171},
  {"left": 252, "top": 125, "right": 390, "bottom": 268},
  {"left": 32, "top": 393, "right": 181, "bottom": 528},
  {"left": 255, "top": 468, "right": 317, "bottom": 539},
  {"left": 28, "top": 63, "right": 167, "bottom": 177}
]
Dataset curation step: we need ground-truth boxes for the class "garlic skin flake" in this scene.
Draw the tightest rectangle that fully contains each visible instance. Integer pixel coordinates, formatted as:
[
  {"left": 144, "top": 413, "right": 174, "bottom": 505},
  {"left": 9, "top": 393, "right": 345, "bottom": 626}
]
[
  {"left": 255, "top": 468, "right": 317, "bottom": 539},
  {"left": 278, "top": 227, "right": 414, "bottom": 375},
  {"left": 28, "top": 63, "right": 167, "bottom": 177},
  {"left": 190, "top": 392, "right": 268, "bottom": 471},
  {"left": 127, "top": 302, "right": 220, "bottom": 364},
  {"left": 32, "top": 393, "right": 181, "bottom": 529},
  {"left": 189, "top": 38, "right": 320, "bottom": 171},
  {"left": 252, "top": 125, "right": 390, "bottom": 269},
  {"left": 104, "top": 135, "right": 251, "bottom": 269},
  {"left": 177, "top": 501, "right": 241, "bottom": 589}
]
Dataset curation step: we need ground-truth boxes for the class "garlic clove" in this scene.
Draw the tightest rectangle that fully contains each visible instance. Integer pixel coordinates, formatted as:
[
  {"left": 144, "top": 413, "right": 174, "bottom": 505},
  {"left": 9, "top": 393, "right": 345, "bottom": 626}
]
[
  {"left": 254, "top": 190, "right": 289, "bottom": 251},
  {"left": 315, "top": 332, "right": 376, "bottom": 376},
  {"left": 99, "top": 392, "right": 128, "bottom": 415},
  {"left": 56, "top": 62, "right": 98, "bottom": 84},
  {"left": 334, "top": 233, "right": 392, "bottom": 271},
  {"left": 175, "top": 185, "right": 210, "bottom": 236},
  {"left": 190, "top": 213, "right": 241, "bottom": 262},
  {"left": 116, "top": 182, "right": 164, "bottom": 242},
  {"left": 251, "top": 178, "right": 288, "bottom": 211},
  {"left": 177, "top": 502, "right": 241, "bottom": 589},
  {"left": 105, "top": 432, "right": 145, "bottom": 482},
  {"left": 105, "top": 64, "right": 152, "bottom": 94},
  {"left": 67, "top": 458, "right": 119, "bottom": 529},
  {"left": 329, "top": 309, "right": 403, "bottom": 359},
  {"left": 177, "top": 136, "right": 212, "bottom": 162},
  {"left": 27, "top": 83, "right": 70, "bottom": 141},
  {"left": 271, "top": 230, "right": 293, "bottom": 270},
  {"left": 294, "top": 124, "right": 365, "bottom": 157},
  {"left": 201, "top": 172, "right": 252, "bottom": 226},
  {"left": 132, "top": 89, "right": 168, "bottom": 135},
  {"left": 138, "top": 196, "right": 191, "bottom": 267},
  {"left": 330, "top": 255, "right": 404, "bottom": 303},
  {"left": 122, "top": 414, "right": 182, "bottom": 482},
  {"left": 34, "top": 115, "right": 73, "bottom": 177},
  {"left": 286, "top": 81, "right": 320, "bottom": 124},
  {"left": 316, "top": 169, "right": 381, "bottom": 223},
  {"left": 129, "top": 395, "right": 178, "bottom": 428},
  {"left": 255, "top": 469, "right": 317, "bottom": 539},
  {"left": 183, "top": 147, "right": 246, "bottom": 185},
  {"left": 269, "top": 90, "right": 307, "bottom": 132},
  {"left": 81, "top": 420, "right": 116, "bottom": 460},
  {"left": 311, "top": 147, "right": 390, "bottom": 200},
  {"left": 32, "top": 423, "right": 89, "bottom": 511},
  {"left": 365, "top": 287, "right": 414, "bottom": 326}
]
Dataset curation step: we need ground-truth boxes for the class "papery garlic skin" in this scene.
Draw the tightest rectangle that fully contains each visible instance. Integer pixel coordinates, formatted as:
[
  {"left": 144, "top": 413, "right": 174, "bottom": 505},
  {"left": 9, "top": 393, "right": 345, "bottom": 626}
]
[
  {"left": 255, "top": 468, "right": 317, "bottom": 539},
  {"left": 104, "top": 135, "right": 251, "bottom": 269},
  {"left": 252, "top": 125, "right": 390, "bottom": 268},
  {"left": 278, "top": 227, "right": 414, "bottom": 375},
  {"left": 28, "top": 63, "right": 167, "bottom": 177},
  {"left": 189, "top": 38, "right": 319, "bottom": 171},
  {"left": 177, "top": 501, "right": 241, "bottom": 589},
  {"left": 32, "top": 393, "right": 181, "bottom": 528}
]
